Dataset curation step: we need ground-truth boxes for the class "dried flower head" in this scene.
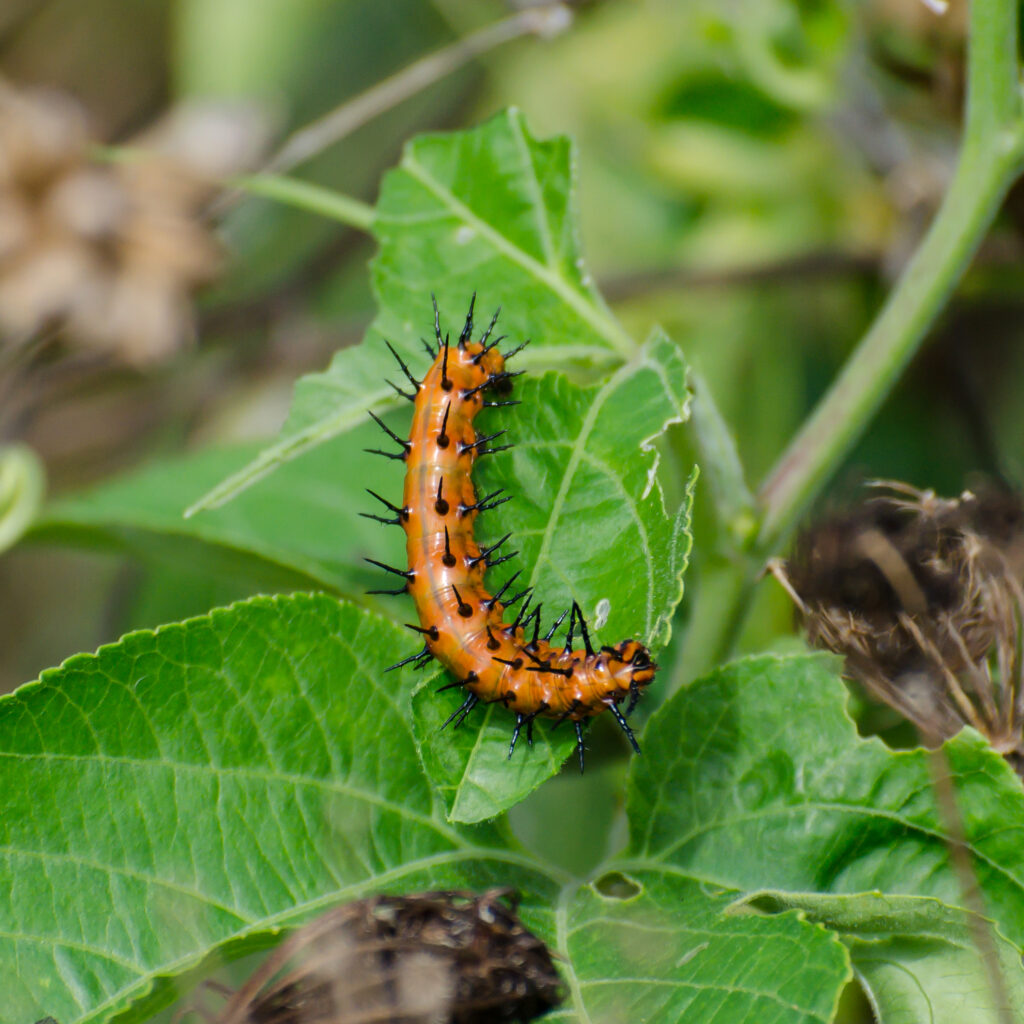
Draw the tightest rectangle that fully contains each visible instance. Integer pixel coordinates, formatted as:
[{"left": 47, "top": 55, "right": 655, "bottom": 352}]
[
  {"left": 184, "top": 889, "right": 563, "bottom": 1024},
  {"left": 772, "top": 482, "right": 1024, "bottom": 768},
  {"left": 0, "top": 83, "right": 261, "bottom": 364}
]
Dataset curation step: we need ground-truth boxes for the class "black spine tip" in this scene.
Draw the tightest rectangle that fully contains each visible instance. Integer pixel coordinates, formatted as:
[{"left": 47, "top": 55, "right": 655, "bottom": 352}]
[
  {"left": 451, "top": 584, "right": 474, "bottom": 618},
  {"left": 609, "top": 702, "right": 641, "bottom": 754},
  {"left": 461, "top": 489, "right": 510, "bottom": 516},
  {"left": 437, "top": 678, "right": 467, "bottom": 693},
  {"left": 436, "top": 401, "right": 451, "bottom": 449},
  {"left": 385, "top": 643, "right": 432, "bottom": 673},
  {"left": 544, "top": 607, "right": 570, "bottom": 643},
  {"left": 508, "top": 713, "right": 525, "bottom": 760},
  {"left": 571, "top": 601, "right": 596, "bottom": 656},
  {"left": 459, "top": 292, "right": 476, "bottom": 347},
  {"left": 384, "top": 378, "right": 416, "bottom": 403},
  {"left": 484, "top": 569, "right": 522, "bottom": 610},
  {"left": 359, "top": 511, "right": 402, "bottom": 526},
  {"left": 367, "top": 410, "right": 410, "bottom": 452},
  {"left": 442, "top": 526, "right": 456, "bottom": 568},
  {"left": 575, "top": 721, "right": 586, "bottom": 774},
  {"left": 468, "top": 532, "right": 512, "bottom": 569},
  {"left": 459, "top": 429, "right": 508, "bottom": 456},
  {"left": 502, "top": 588, "right": 531, "bottom": 612},
  {"left": 473, "top": 307, "right": 502, "bottom": 363},
  {"left": 366, "top": 489, "right": 407, "bottom": 518},
  {"left": 441, "top": 693, "right": 479, "bottom": 730},
  {"left": 383, "top": 340, "right": 421, "bottom": 394},
  {"left": 404, "top": 623, "right": 440, "bottom": 641},
  {"left": 509, "top": 593, "right": 534, "bottom": 632},
  {"left": 434, "top": 477, "right": 450, "bottom": 516},
  {"left": 502, "top": 339, "right": 530, "bottom": 362},
  {"left": 364, "top": 447, "right": 407, "bottom": 462},
  {"left": 364, "top": 557, "right": 414, "bottom": 580}
]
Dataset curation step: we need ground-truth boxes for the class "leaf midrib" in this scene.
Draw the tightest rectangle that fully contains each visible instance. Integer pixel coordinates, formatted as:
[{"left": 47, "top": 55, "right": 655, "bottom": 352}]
[{"left": 398, "top": 154, "right": 634, "bottom": 359}]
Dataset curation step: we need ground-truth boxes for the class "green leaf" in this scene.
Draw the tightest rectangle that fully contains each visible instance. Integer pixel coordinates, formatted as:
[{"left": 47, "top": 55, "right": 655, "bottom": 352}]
[
  {"left": 0, "top": 594, "right": 559, "bottom": 1024},
  {"left": 188, "top": 108, "right": 636, "bottom": 515},
  {"left": 33, "top": 434, "right": 395, "bottom": 598},
  {"left": 745, "top": 891, "right": 1024, "bottom": 1024},
  {"left": 546, "top": 870, "right": 850, "bottom": 1024},
  {"left": 412, "top": 332, "right": 695, "bottom": 824},
  {"left": 2, "top": 597, "right": 865, "bottom": 1024},
  {"left": 625, "top": 652, "right": 1024, "bottom": 950}
]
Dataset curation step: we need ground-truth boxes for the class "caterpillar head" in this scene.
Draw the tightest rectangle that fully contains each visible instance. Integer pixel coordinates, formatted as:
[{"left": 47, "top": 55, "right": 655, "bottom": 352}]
[{"left": 606, "top": 639, "right": 657, "bottom": 694}]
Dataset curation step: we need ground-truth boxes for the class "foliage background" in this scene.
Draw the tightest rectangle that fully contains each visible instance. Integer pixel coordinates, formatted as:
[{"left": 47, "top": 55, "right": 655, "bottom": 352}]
[
  {"left": 6, "top": 0, "right": 1021, "bottom": 695},
  {"left": 3, "top": 2, "right": 1024, "bottom": 1022}
]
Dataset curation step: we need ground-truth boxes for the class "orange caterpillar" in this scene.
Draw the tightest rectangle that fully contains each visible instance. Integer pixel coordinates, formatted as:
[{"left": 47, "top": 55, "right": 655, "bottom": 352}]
[{"left": 364, "top": 297, "right": 657, "bottom": 771}]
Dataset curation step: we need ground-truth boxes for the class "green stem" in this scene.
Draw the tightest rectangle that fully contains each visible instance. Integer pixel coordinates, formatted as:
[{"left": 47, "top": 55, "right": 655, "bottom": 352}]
[
  {"left": 683, "top": 0, "right": 1024, "bottom": 679},
  {"left": 757, "top": 139, "right": 1020, "bottom": 548},
  {"left": 756, "top": 0, "right": 1022, "bottom": 550},
  {"left": 229, "top": 174, "right": 376, "bottom": 233}
]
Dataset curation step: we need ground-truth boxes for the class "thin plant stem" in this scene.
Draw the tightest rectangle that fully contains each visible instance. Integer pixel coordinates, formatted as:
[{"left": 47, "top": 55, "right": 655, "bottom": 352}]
[
  {"left": 262, "top": 5, "right": 572, "bottom": 177},
  {"left": 209, "top": 4, "right": 572, "bottom": 217},
  {"left": 228, "top": 174, "right": 376, "bottom": 232},
  {"left": 925, "top": 744, "right": 1016, "bottom": 1024}
]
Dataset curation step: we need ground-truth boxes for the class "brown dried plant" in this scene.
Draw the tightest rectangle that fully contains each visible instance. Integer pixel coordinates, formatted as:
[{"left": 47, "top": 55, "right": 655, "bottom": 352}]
[
  {"left": 0, "top": 82, "right": 260, "bottom": 365},
  {"left": 772, "top": 482, "right": 1024, "bottom": 772},
  {"left": 178, "top": 889, "right": 563, "bottom": 1024}
]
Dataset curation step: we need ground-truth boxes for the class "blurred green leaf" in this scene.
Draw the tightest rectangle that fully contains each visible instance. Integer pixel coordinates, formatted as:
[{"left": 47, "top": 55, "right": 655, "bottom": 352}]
[
  {"left": 0, "top": 443, "right": 45, "bottom": 554},
  {"left": 34, "top": 435, "right": 388, "bottom": 597},
  {"left": 412, "top": 332, "right": 695, "bottom": 824},
  {"left": 747, "top": 891, "right": 1024, "bottom": 1024}
]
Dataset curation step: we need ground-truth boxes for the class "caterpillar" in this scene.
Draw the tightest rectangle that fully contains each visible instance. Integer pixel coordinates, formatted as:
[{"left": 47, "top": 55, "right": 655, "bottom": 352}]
[{"left": 364, "top": 297, "right": 657, "bottom": 771}]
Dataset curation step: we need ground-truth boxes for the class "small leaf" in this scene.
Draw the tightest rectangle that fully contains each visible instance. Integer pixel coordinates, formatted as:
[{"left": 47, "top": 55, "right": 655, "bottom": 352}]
[
  {"left": 412, "top": 333, "right": 694, "bottom": 824},
  {"left": 626, "top": 652, "right": 1024, "bottom": 950},
  {"left": 189, "top": 108, "right": 635, "bottom": 514},
  {"left": 746, "top": 891, "right": 1024, "bottom": 1024}
]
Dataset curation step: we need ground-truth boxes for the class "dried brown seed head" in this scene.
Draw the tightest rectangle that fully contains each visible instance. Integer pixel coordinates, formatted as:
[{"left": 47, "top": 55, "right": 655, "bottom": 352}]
[
  {"left": 0, "top": 83, "right": 263, "bottom": 364},
  {"left": 776, "top": 482, "right": 1024, "bottom": 761},
  {"left": 195, "top": 890, "right": 563, "bottom": 1024}
]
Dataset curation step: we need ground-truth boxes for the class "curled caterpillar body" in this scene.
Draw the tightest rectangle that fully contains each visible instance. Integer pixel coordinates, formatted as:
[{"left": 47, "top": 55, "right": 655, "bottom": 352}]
[{"left": 367, "top": 297, "right": 657, "bottom": 770}]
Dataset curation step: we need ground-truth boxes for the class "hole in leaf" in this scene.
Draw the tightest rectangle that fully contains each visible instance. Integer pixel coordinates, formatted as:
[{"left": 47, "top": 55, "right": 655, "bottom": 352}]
[{"left": 594, "top": 871, "right": 642, "bottom": 900}]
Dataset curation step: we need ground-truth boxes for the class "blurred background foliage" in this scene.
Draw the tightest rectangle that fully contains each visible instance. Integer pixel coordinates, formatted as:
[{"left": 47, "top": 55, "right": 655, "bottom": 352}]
[{"left": 2, "top": 0, "right": 1020, "bottom": 718}]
